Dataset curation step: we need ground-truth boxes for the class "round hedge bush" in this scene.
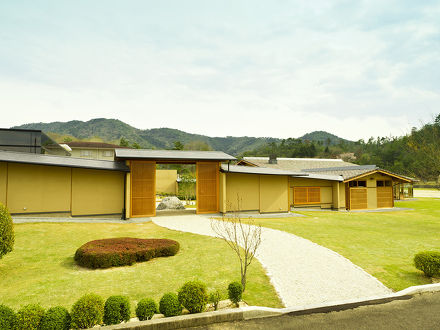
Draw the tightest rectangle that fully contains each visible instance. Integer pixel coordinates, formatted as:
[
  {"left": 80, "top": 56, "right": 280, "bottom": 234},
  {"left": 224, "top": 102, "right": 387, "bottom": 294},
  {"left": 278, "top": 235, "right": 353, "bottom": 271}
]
[
  {"left": 74, "top": 237, "right": 180, "bottom": 269},
  {"left": 414, "top": 251, "right": 440, "bottom": 277},
  {"left": 228, "top": 282, "right": 243, "bottom": 306},
  {"left": 159, "top": 293, "right": 182, "bottom": 317},
  {"left": 15, "top": 304, "right": 45, "bottom": 330},
  {"left": 0, "top": 304, "right": 16, "bottom": 330},
  {"left": 70, "top": 293, "right": 104, "bottom": 329},
  {"left": 135, "top": 298, "right": 157, "bottom": 321},
  {"left": 178, "top": 281, "right": 208, "bottom": 314},
  {"left": 39, "top": 306, "right": 71, "bottom": 330},
  {"left": 103, "top": 295, "right": 131, "bottom": 325},
  {"left": 0, "top": 203, "right": 14, "bottom": 260}
]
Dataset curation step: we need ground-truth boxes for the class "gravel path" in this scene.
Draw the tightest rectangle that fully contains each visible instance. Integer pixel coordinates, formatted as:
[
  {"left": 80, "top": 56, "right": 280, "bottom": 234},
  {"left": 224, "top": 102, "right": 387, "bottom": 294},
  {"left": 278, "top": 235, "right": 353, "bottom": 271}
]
[{"left": 153, "top": 215, "right": 392, "bottom": 307}]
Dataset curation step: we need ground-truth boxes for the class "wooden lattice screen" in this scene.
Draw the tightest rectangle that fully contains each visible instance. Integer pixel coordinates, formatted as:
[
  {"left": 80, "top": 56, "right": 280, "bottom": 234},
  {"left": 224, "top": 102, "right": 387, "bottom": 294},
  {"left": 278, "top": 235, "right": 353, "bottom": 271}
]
[
  {"left": 196, "top": 162, "right": 219, "bottom": 214},
  {"left": 377, "top": 186, "right": 393, "bottom": 208},
  {"left": 131, "top": 161, "right": 156, "bottom": 217},
  {"left": 293, "top": 187, "right": 321, "bottom": 205}
]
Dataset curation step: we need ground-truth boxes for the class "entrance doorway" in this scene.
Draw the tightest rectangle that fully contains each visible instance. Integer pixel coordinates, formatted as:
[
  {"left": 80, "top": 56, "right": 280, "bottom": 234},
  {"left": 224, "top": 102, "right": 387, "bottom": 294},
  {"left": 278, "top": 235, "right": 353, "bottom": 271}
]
[{"left": 130, "top": 160, "right": 219, "bottom": 217}]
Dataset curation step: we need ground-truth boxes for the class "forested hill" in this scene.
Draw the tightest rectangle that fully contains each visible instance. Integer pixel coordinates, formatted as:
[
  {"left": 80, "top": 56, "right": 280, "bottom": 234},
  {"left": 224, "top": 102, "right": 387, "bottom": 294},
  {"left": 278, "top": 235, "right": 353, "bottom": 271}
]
[
  {"left": 13, "top": 118, "right": 346, "bottom": 156},
  {"left": 13, "top": 118, "right": 281, "bottom": 155}
]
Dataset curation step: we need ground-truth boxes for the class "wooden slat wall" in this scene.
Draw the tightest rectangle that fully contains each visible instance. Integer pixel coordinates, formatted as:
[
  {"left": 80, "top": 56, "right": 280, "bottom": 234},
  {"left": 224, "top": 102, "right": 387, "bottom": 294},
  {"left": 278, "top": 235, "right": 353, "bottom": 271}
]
[
  {"left": 196, "top": 162, "right": 219, "bottom": 214},
  {"left": 131, "top": 161, "right": 156, "bottom": 217},
  {"left": 377, "top": 186, "right": 393, "bottom": 208},
  {"left": 349, "top": 188, "right": 367, "bottom": 210},
  {"left": 293, "top": 187, "right": 321, "bottom": 205}
]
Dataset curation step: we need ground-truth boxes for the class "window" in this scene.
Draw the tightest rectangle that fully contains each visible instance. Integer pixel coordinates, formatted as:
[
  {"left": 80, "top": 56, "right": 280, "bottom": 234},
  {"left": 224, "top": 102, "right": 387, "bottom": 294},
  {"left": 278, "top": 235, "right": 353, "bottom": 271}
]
[
  {"left": 80, "top": 150, "right": 92, "bottom": 157},
  {"left": 103, "top": 150, "right": 113, "bottom": 157},
  {"left": 293, "top": 187, "right": 321, "bottom": 204},
  {"left": 349, "top": 180, "right": 366, "bottom": 187},
  {"left": 377, "top": 180, "right": 392, "bottom": 187}
]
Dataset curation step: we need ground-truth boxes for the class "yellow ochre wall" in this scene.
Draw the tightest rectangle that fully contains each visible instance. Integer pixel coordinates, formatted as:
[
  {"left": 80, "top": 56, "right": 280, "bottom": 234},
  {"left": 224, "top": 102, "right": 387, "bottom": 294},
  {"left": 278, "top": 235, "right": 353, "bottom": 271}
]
[
  {"left": 222, "top": 173, "right": 289, "bottom": 213},
  {"left": 219, "top": 172, "right": 226, "bottom": 213},
  {"left": 225, "top": 173, "right": 260, "bottom": 211},
  {"left": 71, "top": 168, "right": 125, "bottom": 216},
  {"left": 6, "top": 163, "right": 71, "bottom": 213},
  {"left": 260, "top": 175, "right": 289, "bottom": 213},
  {"left": 156, "top": 169, "right": 177, "bottom": 194},
  {"left": 0, "top": 162, "right": 8, "bottom": 205},
  {"left": 290, "top": 177, "right": 334, "bottom": 208},
  {"left": 0, "top": 161, "right": 125, "bottom": 216}
]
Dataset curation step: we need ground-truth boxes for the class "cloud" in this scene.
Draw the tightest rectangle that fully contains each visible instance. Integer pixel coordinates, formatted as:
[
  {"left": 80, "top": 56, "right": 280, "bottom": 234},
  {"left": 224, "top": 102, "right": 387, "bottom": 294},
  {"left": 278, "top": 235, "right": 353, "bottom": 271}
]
[{"left": 0, "top": 1, "right": 439, "bottom": 140}]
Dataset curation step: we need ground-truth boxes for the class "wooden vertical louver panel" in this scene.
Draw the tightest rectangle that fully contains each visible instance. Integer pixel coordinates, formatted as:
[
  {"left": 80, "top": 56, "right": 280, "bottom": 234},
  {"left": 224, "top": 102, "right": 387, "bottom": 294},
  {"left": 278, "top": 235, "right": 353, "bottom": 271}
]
[
  {"left": 349, "top": 188, "right": 367, "bottom": 210},
  {"left": 377, "top": 186, "right": 393, "bottom": 208},
  {"left": 131, "top": 161, "right": 156, "bottom": 217},
  {"left": 196, "top": 162, "right": 219, "bottom": 214},
  {"left": 293, "top": 187, "right": 321, "bottom": 205}
]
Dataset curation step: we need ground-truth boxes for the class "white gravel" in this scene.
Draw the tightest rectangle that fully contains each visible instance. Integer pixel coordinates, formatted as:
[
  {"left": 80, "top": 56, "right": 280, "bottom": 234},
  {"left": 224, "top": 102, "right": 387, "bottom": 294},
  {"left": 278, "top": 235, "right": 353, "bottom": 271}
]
[{"left": 153, "top": 215, "right": 392, "bottom": 307}]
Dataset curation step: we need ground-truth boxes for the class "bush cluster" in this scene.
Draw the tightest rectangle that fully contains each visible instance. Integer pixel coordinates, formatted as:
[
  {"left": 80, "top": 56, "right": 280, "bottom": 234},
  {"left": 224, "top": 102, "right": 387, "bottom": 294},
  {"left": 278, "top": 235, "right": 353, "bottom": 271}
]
[
  {"left": 228, "top": 282, "right": 243, "bottom": 306},
  {"left": 74, "top": 237, "right": 180, "bottom": 269},
  {"left": 103, "top": 295, "right": 130, "bottom": 325},
  {"left": 39, "top": 306, "right": 71, "bottom": 330},
  {"left": 0, "top": 304, "right": 16, "bottom": 330},
  {"left": 414, "top": 251, "right": 440, "bottom": 277},
  {"left": 15, "top": 304, "right": 45, "bottom": 330},
  {"left": 135, "top": 298, "right": 157, "bottom": 321},
  {"left": 178, "top": 281, "right": 208, "bottom": 314},
  {"left": 70, "top": 293, "right": 104, "bottom": 329},
  {"left": 0, "top": 203, "right": 14, "bottom": 260},
  {"left": 159, "top": 293, "right": 182, "bottom": 317}
]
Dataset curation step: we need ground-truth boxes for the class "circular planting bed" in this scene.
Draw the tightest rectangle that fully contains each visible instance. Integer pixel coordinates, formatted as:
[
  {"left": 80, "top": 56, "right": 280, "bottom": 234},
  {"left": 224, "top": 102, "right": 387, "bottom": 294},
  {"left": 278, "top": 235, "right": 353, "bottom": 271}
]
[{"left": 74, "top": 237, "right": 180, "bottom": 269}]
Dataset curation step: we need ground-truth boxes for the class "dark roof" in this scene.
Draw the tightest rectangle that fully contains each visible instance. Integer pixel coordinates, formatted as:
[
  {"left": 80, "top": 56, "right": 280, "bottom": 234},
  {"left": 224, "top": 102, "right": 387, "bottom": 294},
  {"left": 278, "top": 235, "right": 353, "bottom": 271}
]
[
  {"left": 243, "top": 157, "right": 355, "bottom": 171},
  {"left": 66, "top": 141, "right": 129, "bottom": 149},
  {"left": 302, "top": 165, "right": 414, "bottom": 182},
  {"left": 0, "top": 150, "right": 129, "bottom": 172},
  {"left": 115, "top": 149, "right": 236, "bottom": 161},
  {"left": 1, "top": 128, "right": 42, "bottom": 132},
  {"left": 221, "top": 164, "right": 304, "bottom": 176}
]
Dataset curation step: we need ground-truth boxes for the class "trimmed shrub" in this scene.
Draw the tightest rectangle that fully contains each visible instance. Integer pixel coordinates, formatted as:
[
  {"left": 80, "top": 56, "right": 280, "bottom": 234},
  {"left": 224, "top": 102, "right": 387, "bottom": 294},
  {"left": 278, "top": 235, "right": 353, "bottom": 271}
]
[
  {"left": 135, "top": 298, "right": 157, "bottom": 321},
  {"left": 159, "top": 293, "right": 181, "bottom": 317},
  {"left": 228, "top": 282, "right": 243, "bottom": 306},
  {"left": 15, "top": 304, "right": 45, "bottom": 330},
  {"left": 178, "top": 281, "right": 208, "bottom": 314},
  {"left": 414, "top": 251, "right": 440, "bottom": 277},
  {"left": 70, "top": 293, "right": 104, "bottom": 329},
  {"left": 74, "top": 237, "right": 180, "bottom": 269},
  {"left": 103, "top": 295, "right": 130, "bottom": 325},
  {"left": 208, "top": 290, "right": 221, "bottom": 311},
  {"left": 39, "top": 306, "right": 71, "bottom": 330},
  {"left": 0, "top": 203, "right": 14, "bottom": 259},
  {"left": 0, "top": 304, "right": 16, "bottom": 330}
]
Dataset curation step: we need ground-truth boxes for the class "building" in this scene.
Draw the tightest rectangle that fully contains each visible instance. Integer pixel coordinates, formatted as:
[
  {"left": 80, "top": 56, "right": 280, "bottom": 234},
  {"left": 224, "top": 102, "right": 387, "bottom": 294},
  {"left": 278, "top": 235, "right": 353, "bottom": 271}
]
[
  {"left": 0, "top": 150, "right": 414, "bottom": 219},
  {"left": 238, "top": 157, "right": 414, "bottom": 210},
  {"left": 63, "top": 141, "right": 128, "bottom": 160},
  {"left": 0, "top": 128, "right": 69, "bottom": 155}
]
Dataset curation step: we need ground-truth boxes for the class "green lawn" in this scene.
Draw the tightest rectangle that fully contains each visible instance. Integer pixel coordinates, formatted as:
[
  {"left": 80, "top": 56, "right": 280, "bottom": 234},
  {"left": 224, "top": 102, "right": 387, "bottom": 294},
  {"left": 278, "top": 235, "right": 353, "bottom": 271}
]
[
  {"left": 0, "top": 222, "right": 282, "bottom": 312},
  {"left": 248, "top": 198, "right": 440, "bottom": 291}
]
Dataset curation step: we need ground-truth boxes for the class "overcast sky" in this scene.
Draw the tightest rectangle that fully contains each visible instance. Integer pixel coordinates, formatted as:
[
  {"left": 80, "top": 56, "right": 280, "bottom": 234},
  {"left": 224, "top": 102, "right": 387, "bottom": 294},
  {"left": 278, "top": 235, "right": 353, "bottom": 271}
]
[{"left": 1, "top": 1, "right": 439, "bottom": 141}]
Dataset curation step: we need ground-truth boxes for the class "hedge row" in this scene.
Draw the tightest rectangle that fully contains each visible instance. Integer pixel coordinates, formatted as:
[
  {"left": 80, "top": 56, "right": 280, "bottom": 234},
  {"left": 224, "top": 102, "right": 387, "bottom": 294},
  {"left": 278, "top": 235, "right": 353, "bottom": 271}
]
[
  {"left": 74, "top": 237, "right": 180, "bottom": 269},
  {"left": 414, "top": 251, "right": 440, "bottom": 277},
  {"left": 0, "top": 281, "right": 243, "bottom": 329}
]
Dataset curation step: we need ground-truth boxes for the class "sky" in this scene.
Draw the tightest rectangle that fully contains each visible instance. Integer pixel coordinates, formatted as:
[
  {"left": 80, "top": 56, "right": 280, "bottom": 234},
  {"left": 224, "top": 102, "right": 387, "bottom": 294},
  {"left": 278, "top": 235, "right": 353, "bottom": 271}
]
[{"left": 0, "top": 1, "right": 439, "bottom": 141}]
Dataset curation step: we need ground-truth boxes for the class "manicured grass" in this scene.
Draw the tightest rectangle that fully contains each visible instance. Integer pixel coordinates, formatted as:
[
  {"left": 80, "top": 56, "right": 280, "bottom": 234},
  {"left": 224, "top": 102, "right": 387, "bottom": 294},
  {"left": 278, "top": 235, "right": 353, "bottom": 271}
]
[
  {"left": 0, "top": 222, "right": 282, "bottom": 312},
  {"left": 247, "top": 198, "right": 440, "bottom": 291}
]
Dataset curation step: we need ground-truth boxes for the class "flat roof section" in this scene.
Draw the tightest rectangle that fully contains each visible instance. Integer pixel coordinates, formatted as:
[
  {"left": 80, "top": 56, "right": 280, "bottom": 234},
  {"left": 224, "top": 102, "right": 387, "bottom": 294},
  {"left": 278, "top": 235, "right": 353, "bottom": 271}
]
[
  {"left": 0, "top": 150, "right": 129, "bottom": 172},
  {"left": 115, "top": 149, "right": 236, "bottom": 161}
]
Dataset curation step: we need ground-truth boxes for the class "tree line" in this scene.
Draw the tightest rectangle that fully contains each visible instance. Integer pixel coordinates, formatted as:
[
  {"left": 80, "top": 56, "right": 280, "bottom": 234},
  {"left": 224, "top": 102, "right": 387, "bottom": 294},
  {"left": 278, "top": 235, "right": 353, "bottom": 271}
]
[{"left": 241, "top": 114, "right": 440, "bottom": 182}]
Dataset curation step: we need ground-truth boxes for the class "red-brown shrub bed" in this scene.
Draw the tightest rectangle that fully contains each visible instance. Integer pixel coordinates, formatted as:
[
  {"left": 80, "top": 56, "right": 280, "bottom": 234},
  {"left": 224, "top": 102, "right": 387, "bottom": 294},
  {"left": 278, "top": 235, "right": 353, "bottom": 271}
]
[{"left": 74, "top": 237, "right": 180, "bottom": 269}]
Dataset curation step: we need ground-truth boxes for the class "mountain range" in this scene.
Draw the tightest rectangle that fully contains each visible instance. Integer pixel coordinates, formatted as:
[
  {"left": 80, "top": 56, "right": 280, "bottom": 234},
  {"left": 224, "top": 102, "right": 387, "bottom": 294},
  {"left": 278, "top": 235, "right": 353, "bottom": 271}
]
[{"left": 12, "top": 118, "right": 350, "bottom": 155}]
